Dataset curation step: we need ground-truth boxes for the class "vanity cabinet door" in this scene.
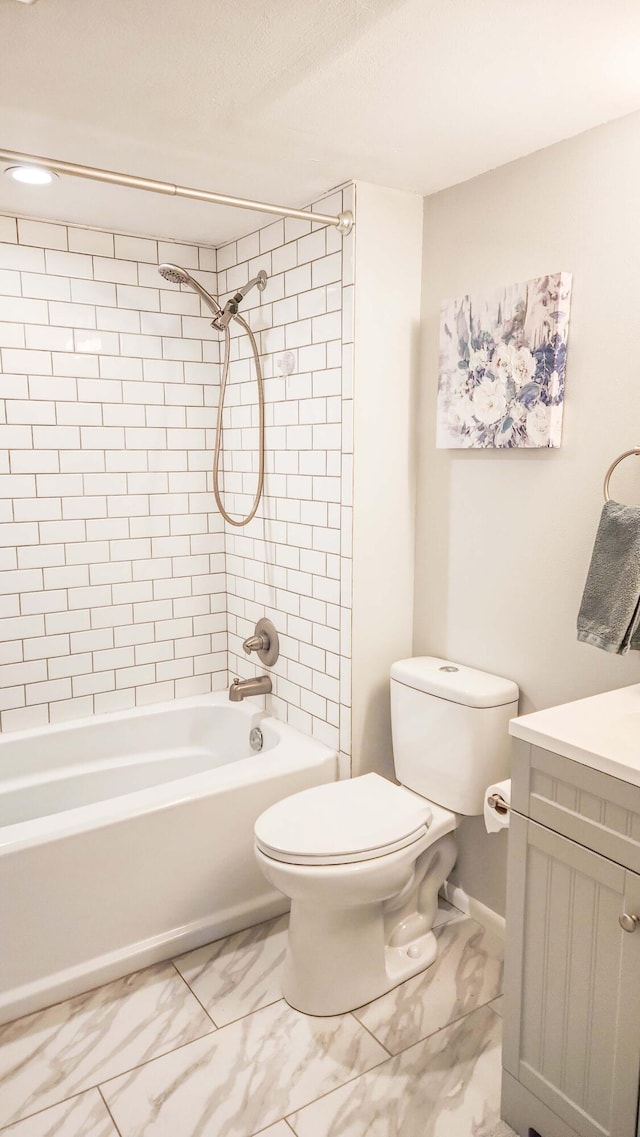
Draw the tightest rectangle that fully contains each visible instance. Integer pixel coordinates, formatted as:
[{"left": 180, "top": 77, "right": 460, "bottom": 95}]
[{"left": 503, "top": 813, "right": 640, "bottom": 1137}]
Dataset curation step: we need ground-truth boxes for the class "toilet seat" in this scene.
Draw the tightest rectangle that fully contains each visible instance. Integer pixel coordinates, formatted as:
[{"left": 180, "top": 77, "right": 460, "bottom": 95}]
[{"left": 254, "top": 772, "right": 432, "bottom": 866}]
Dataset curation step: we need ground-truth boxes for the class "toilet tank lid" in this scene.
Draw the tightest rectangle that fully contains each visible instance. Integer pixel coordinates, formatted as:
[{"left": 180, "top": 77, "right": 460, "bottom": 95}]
[{"left": 391, "top": 657, "right": 519, "bottom": 709}]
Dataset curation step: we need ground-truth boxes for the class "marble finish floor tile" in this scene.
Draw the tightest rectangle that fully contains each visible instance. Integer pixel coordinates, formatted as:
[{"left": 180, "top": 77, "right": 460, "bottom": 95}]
[
  {"left": 288, "top": 1002, "right": 502, "bottom": 1137},
  {"left": 354, "top": 915, "right": 503, "bottom": 1054},
  {"left": 0, "top": 1090, "right": 118, "bottom": 1137},
  {"left": 254, "top": 1125, "right": 296, "bottom": 1137},
  {"left": 0, "top": 962, "right": 215, "bottom": 1128},
  {"left": 174, "top": 914, "right": 289, "bottom": 1026},
  {"left": 102, "top": 998, "right": 388, "bottom": 1137},
  {"left": 490, "top": 995, "right": 504, "bottom": 1017}
]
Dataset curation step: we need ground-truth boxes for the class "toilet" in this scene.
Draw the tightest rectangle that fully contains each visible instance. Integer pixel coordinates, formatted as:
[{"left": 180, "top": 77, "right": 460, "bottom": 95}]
[{"left": 254, "top": 656, "right": 519, "bottom": 1015}]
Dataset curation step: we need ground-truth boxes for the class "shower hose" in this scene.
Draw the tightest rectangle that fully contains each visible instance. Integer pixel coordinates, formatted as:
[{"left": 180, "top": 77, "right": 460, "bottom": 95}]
[{"left": 213, "top": 314, "right": 265, "bottom": 528}]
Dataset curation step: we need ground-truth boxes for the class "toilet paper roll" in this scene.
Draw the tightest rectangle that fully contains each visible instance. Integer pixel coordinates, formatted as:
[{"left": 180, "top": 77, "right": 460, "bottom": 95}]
[{"left": 484, "top": 779, "right": 511, "bottom": 833}]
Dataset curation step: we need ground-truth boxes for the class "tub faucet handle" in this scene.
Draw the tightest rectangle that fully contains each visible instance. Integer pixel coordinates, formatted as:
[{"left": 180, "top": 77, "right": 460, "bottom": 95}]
[
  {"left": 241, "top": 618, "right": 279, "bottom": 667},
  {"left": 243, "top": 633, "right": 268, "bottom": 655}
]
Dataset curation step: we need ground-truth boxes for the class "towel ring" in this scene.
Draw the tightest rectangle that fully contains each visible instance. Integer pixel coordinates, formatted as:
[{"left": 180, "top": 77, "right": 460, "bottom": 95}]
[{"left": 603, "top": 448, "right": 640, "bottom": 502}]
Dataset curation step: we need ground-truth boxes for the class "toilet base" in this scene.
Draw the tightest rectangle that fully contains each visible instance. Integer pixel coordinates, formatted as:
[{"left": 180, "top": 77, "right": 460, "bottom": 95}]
[
  {"left": 282, "top": 928, "right": 439, "bottom": 1016},
  {"left": 279, "top": 829, "right": 457, "bottom": 1016},
  {"left": 385, "top": 928, "right": 438, "bottom": 987},
  {"left": 282, "top": 898, "right": 391, "bottom": 1016}
]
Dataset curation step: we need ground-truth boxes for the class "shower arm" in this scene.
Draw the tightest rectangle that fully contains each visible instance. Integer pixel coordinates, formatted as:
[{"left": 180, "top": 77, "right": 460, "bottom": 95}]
[
  {"left": 212, "top": 270, "right": 268, "bottom": 329},
  {"left": 0, "top": 147, "right": 354, "bottom": 235},
  {"left": 229, "top": 271, "right": 267, "bottom": 302}
]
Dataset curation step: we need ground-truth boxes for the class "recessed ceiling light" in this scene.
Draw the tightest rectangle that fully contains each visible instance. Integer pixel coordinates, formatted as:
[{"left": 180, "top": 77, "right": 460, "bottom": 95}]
[
  {"left": 5, "top": 165, "right": 56, "bottom": 186},
  {"left": 13, "top": 1, "right": 41, "bottom": 5}
]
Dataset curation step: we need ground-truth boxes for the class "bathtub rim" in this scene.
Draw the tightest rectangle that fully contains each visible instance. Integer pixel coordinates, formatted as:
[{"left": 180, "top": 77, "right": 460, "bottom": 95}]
[{"left": 0, "top": 692, "right": 338, "bottom": 855}]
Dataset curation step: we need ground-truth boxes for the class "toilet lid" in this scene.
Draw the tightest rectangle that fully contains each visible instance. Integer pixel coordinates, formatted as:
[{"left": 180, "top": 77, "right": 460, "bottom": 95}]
[{"left": 254, "top": 773, "right": 432, "bottom": 865}]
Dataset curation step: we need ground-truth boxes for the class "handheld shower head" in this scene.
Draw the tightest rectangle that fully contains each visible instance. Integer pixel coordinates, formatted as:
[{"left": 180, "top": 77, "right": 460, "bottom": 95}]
[
  {"left": 158, "top": 264, "right": 190, "bottom": 285},
  {"left": 158, "top": 263, "right": 222, "bottom": 318}
]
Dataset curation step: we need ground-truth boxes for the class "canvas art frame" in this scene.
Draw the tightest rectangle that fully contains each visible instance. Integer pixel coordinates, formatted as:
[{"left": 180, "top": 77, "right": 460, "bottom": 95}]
[{"left": 436, "top": 272, "right": 572, "bottom": 448}]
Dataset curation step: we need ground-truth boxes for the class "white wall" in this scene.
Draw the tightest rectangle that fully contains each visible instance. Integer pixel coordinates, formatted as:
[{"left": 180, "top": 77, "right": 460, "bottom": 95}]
[
  {"left": 351, "top": 182, "right": 423, "bottom": 779},
  {"left": 416, "top": 111, "right": 640, "bottom": 915}
]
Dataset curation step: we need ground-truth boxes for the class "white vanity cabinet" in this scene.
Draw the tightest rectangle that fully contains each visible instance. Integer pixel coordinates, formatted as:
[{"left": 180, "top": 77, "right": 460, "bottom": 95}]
[{"left": 502, "top": 723, "right": 640, "bottom": 1137}]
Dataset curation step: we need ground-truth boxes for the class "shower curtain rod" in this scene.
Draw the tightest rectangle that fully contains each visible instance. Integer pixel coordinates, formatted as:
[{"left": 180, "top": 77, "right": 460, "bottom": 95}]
[{"left": 0, "top": 147, "right": 354, "bottom": 235}]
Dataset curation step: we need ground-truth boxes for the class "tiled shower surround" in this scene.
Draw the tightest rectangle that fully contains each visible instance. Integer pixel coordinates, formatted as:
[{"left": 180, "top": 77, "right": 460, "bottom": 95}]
[
  {"left": 0, "top": 215, "right": 227, "bottom": 731},
  {"left": 0, "top": 187, "right": 353, "bottom": 761},
  {"left": 219, "top": 186, "right": 353, "bottom": 762}
]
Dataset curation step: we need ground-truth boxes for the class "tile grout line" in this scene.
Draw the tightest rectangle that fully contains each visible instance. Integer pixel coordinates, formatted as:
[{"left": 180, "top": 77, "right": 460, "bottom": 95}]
[
  {"left": 9, "top": 1000, "right": 392, "bottom": 1134},
  {"left": 275, "top": 1047, "right": 391, "bottom": 1127},
  {"left": 346, "top": 1009, "right": 393, "bottom": 1058},
  {"left": 169, "top": 958, "right": 220, "bottom": 1029},
  {"left": 277, "top": 996, "right": 505, "bottom": 1131},
  {"left": 236, "top": 1035, "right": 391, "bottom": 1137},
  {"left": 353, "top": 990, "right": 505, "bottom": 1062},
  {"left": 218, "top": 994, "right": 284, "bottom": 1030},
  {"left": 98, "top": 1085, "right": 125, "bottom": 1137},
  {"left": 249, "top": 1118, "right": 298, "bottom": 1137},
  {"left": 0, "top": 1090, "right": 90, "bottom": 1134},
  {"left": 94, "top": 1021, "right": 219, "bottom": 1097},
  {"left": 0, "top": 1005, "right": 309, "bottom": 1137},
  {"left": 0, "top": 972, "right": 225, "bottom": 1129},
  {"left": 94, "top": 992, "right": 357, "bottom": 1107},
  {"left": 0, "top": 1018, "right": 220, "bottom": 1131}
]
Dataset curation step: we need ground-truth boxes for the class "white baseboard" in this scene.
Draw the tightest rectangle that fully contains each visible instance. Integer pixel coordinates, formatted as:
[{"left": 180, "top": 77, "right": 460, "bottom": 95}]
[{"left": 441, "top": 881, "right": 505, "bottom": 941}]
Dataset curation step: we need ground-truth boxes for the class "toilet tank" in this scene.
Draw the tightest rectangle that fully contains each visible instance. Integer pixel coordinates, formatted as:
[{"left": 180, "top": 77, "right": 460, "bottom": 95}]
[{"left": 390, "top": 657, "right": 519, "bottom": 815}]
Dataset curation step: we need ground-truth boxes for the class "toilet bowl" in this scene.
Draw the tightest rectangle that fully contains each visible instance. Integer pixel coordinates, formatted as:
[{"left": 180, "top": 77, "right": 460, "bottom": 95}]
[
  {"left": 255, "top": 774, "right": 458, "bottom": 1015},
  {"left": 254, "top": 657, "right": 519, "bottom": 1015}
]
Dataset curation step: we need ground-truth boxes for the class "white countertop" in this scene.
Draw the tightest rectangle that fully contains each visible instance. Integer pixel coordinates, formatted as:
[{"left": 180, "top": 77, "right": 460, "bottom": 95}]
[{"left": 509, "top": 683, "right": 640, "bottom": 787}]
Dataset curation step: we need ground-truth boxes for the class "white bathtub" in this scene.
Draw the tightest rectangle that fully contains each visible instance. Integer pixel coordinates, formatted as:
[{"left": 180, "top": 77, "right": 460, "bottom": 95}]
[{"left": 0, "top": 693, "right": 338, "bottom": 1025}]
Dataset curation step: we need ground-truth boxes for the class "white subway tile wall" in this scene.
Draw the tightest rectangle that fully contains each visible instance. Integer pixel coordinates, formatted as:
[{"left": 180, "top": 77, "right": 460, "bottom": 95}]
[
  {"left": 220, "top": 186, "right": 354, "bottom": 766},
  {"left": 0, "top": 186, "right": 354, "bottom": 764},
  {"left": 0, "top": 215, "right": 227, "bottom": 730}
]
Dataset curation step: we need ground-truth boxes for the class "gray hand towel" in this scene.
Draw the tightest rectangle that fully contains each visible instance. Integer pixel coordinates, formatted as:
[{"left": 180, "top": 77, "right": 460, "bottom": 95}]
[{"left": 577, "top": 499, "right": 640, "bottom": 653}]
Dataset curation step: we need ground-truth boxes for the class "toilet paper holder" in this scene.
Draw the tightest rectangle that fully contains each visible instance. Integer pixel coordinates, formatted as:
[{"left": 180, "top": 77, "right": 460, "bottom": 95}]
[{"left": 487, "top": 792, "right": 510, "bottom": 816}]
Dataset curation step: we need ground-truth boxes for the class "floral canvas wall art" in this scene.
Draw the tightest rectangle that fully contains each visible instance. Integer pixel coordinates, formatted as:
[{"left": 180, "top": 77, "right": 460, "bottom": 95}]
[{"left": 436, "top": 272, "right": 572, "bottom": 448}]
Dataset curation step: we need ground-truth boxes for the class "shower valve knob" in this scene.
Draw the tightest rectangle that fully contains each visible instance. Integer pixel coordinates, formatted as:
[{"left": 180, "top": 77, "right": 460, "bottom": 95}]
[
  {"left": 243, "top": 634, "right": 268, "bottom": 654},
  {"left": 241, "top": 618, "right": 279, "bottom": 667}
]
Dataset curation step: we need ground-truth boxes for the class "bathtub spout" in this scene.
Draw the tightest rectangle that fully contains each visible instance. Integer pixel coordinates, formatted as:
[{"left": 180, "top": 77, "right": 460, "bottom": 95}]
[{"left": 229, "top": 675, "right": 272, "bottom": 702}]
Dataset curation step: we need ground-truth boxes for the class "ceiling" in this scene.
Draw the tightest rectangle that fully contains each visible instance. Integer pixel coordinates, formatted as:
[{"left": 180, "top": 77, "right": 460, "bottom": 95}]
[{"left": 1, "top": 0, "right": 640, "bottom": 246}]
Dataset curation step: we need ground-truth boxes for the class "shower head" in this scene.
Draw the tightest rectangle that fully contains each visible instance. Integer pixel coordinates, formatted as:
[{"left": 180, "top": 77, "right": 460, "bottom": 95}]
[
  {"left": 158, "top": 263, "right": 222, "bottom": 317},
  {"left": 158, "top": 264, "right": 189, "bottom": 285}
]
